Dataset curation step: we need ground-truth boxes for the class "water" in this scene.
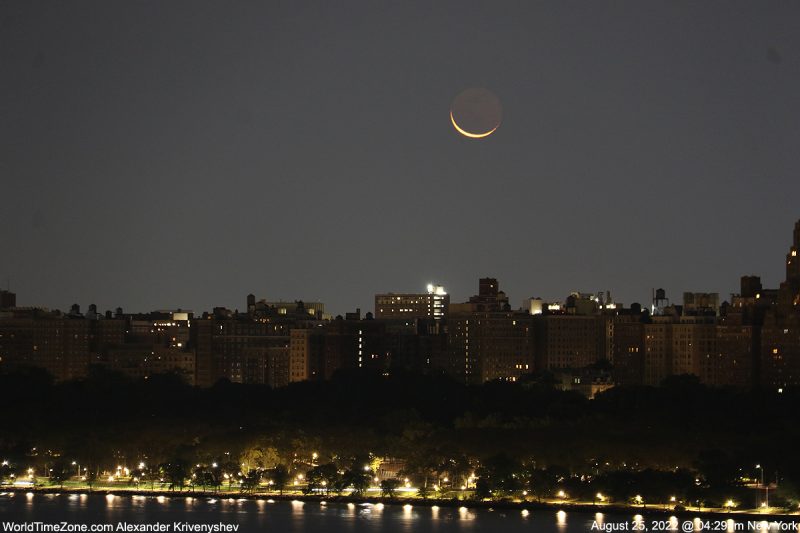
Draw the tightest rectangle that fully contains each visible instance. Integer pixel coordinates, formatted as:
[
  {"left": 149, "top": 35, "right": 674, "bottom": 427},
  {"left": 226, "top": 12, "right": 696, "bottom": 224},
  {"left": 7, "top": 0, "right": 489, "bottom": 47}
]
[{"left": 0, "top": 493, "right": 789, "bottom": 533}]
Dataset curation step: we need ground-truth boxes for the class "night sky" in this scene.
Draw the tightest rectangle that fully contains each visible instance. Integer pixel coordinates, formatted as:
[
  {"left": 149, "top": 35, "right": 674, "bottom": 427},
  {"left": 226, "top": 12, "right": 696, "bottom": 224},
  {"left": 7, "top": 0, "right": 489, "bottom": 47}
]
[{"left": 3, "top": 1, "right": 800, "bottom": 315}]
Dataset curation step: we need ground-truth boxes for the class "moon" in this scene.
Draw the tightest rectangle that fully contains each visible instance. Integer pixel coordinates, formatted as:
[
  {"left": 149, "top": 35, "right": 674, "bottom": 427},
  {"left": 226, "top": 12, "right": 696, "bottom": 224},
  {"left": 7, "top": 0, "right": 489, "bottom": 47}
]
[{"left": 450, "top": 88, "right": 502, "bottom": 139}]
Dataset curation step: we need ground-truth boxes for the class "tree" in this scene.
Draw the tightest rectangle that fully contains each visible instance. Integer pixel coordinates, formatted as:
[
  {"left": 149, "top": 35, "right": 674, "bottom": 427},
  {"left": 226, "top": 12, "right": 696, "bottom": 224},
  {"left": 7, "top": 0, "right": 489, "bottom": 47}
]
[
  {"left": 344, "top": 467, "right": 370, "bottom": 496},
  {"left": 163, "top": 460, "right": 189, "bottom": 492},
  {"left": 242, "top": 469, "right": 262, "bottom": 493},
  {"left": 528, "top": 469, "right": 557, "bottom": 503},
  {"left": 268, "top": 465, "right": 290, "bottom": 495},
  {"left": 475, "top": 478, "right": 491, "bottom": 500},
  {"left": 49, "top": 461, "right": 71, "bottom": 489},
  {"left": 240, "top": 446, "right": 280, "bottom": 471},
  {"left": 85, "top": 470, "right": 97, "bottom": 491},
  {"left": 380, "top": 478, "right": 401, "bottom": 498},
  {"left": 476, "top": 453, "right": 522, "bottom": 499},
  {"left": 306, "top": 463, "right": 340, "bottom": 496}
]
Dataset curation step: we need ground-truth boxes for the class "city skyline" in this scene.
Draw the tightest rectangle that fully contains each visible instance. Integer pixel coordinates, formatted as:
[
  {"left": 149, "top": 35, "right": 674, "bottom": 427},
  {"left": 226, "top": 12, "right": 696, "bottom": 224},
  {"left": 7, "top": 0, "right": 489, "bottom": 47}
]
[
  {"left": 3, "top": 2, "right": 800, "bottom": 315},
  {"left": 5, "top": 2, "right": 800, "bottom": 527}
]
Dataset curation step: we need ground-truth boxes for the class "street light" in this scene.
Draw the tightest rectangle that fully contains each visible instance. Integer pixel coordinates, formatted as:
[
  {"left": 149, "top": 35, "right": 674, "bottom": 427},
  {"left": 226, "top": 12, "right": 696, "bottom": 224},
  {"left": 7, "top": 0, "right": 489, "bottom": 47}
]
[{"left": 756, "top": 464, "right": 768, "bottom": 509}]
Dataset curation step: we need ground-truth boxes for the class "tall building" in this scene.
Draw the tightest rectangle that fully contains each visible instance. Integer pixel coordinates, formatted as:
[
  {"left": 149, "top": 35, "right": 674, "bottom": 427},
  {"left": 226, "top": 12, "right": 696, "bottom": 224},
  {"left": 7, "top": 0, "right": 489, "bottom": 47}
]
[
  {"left": 534, "top": 314, "right": 604, "bottom": 370},
  {"left": 0, "top": 290, "right": 16, "bottom": 309},
  {"left": 778, "top": 219, "right": 800, "bottom": 315},
  {"left": 443, "top": 279, "right": 534, "bottom": 384},
  {"left": 0, "top": 308, "right": 126, "bottom": 381},
  {"left": 760, "top": 219, "right": 800, "bottom": 389},
  {"left": 374, "top": 284, "right": 449, "bottom": 320},
  {"left": 323, "top": 317, "right": 387, "bottom": 378},
  {"left": 610, "top": 307, "right": 646, "bottom": 385},
  {"left": 289, "top": 327, "right": 325, "bottom": 382}
]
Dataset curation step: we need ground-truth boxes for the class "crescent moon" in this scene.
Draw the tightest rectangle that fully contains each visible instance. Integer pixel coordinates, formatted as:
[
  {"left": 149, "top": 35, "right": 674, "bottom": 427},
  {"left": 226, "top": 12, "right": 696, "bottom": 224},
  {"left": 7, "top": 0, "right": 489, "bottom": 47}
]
[{"left": 450, "top": 110, "right": 499, "bottom": 139}]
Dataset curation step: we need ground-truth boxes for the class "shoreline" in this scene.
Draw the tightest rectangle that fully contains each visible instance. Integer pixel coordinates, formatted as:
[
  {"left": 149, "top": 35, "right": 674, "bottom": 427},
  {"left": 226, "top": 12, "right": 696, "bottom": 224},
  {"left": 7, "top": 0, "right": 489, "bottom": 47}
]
[{"left": 2, "top": 486, "right": 799, "bottom": 521}]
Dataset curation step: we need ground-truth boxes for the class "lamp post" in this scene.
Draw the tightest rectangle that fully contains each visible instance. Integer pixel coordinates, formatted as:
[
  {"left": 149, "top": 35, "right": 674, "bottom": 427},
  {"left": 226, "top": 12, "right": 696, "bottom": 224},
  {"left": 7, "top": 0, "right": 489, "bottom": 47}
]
[{"left": 756, "top": 464, "right": 768, "bottom": 509}]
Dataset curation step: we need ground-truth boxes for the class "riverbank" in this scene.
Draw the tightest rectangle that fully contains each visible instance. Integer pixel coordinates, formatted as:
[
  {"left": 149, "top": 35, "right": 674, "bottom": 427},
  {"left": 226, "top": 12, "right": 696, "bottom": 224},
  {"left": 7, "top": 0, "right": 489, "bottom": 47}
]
[{"left": 2, "top": 485, "right": 798, "bottom": 521}]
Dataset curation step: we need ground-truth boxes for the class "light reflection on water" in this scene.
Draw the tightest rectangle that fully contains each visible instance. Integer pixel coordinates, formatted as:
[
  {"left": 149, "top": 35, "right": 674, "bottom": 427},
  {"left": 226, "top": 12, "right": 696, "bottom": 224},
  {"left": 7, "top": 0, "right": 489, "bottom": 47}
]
[
  {"left": 557, "top": 509, "right": 567, "bottom": 530},
  {"left": 7, "top": 493, "right": 786, "bottom": 533}
]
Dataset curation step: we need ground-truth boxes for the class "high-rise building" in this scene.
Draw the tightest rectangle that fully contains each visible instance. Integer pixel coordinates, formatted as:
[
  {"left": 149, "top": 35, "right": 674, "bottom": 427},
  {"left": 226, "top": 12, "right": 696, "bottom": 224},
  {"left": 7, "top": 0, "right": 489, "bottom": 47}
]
[
  {"left": 323, "top": 317, "right": 387, "bottom": 378},
  {"left": 533, "top": 314, "right": 603, "bottom": 370},
  {"left": 0, "top": 290, "right": 16, "bottom": 309},
  {"left": 757, "top": 219, "right": 800, "bottom": 389},
  {"left": 289, "top": 327, "right": 325, "bottom": 382},
  {"left": 443, "top": 279, "right": 534, "bottom": 384},
  {"left": 374, "top": 284, "right": 449, "bottom": 320}
]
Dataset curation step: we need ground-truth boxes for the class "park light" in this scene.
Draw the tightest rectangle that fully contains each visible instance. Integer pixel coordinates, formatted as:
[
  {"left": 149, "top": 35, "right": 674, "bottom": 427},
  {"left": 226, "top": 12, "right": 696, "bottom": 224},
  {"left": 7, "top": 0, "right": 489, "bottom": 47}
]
[
  {"left": 373, "top": 476, "right": 379, "bottom": 482},
  {"left": 108, "top": 475, "right": 115, "bottom": 482},
  {"left": 522, "top": 490, "right": 528, "bottom": 496},
  {"left": 138, "top": 462, "right": 145, "bottom": 469},
  {"left": 670, "top": 496, "right": 676, "bottom": 502},
  {"left": 312, "top": 452, "right": 318, "bottom": 460},
  {"left": 297, "top": 474, "right": 304, "bottom": 480},
  {"left": 212, "top": 463, "right": 218, "bottom": 468},
  {"left": 321, "top": 480, "right": 327, "bottom": 487},
  {"left": 597, "top": 493, "right": 605, "bottom": 501},
  {"left": 558, "top": 490, "right": 566, "bottom": 498},
  {"left": 27, "top": 468, "right": 33, "bottom": 474},
  {"left": 634, "top": 495, "right": 643, "bottom": 504},
  {"left": 443, "top": 477, "right": 449, "bottom": 483},
  {"left": 725, "top": 500, "right": 735, "bottom": 508},
  {"left": 363, "top": 465, "right": 370, "bottom": 472},
  {"left": 71, "top": 461, "right": 76, "bottom": 466}
]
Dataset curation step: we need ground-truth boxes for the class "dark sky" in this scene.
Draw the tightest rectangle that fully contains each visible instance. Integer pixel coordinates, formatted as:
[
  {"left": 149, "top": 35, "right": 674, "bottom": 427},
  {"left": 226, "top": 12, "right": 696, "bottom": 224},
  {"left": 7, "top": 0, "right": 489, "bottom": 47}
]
[{"left": 3, "top": 1, "right": 800, "bottom": 315}]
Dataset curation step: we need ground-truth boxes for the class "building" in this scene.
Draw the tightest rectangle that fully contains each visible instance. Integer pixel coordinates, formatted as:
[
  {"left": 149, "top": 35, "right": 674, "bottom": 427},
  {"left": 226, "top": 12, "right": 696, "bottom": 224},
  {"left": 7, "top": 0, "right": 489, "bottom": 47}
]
[
  {"left": 443, "top": 279, "right": 534, "bottom": 384},
  {"left": 0, "top": 308, "right": 127, "bottom": 381},
  {"left": 759, "top": 219, "right": 800, "bottom": 390},
  {"left": 610, "top": 307, "right": 646, "bottom": 386},
  {"left": 0, "top": 290, "right": 16, "bottom": 309},
  {"left": 289, "top": 327, "right": 325, "bottom": 382},
  {"left": 534, "top": 314, "right": 604, "bottom": 370},
  {"left": 374, "top": 284, "right": 449, "bottom": 320},
  {"left": 322, "top": 316, "right": 387, "bottom": 379}
]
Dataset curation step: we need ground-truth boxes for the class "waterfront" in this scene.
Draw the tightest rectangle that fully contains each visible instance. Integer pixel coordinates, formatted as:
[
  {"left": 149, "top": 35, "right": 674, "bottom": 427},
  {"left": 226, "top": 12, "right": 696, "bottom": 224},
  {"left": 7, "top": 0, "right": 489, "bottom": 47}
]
[{"left": 2, "top": 493, "right": 800, "bottom": 533}]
